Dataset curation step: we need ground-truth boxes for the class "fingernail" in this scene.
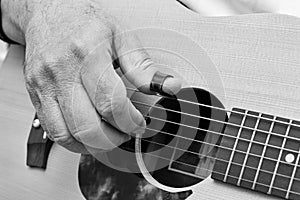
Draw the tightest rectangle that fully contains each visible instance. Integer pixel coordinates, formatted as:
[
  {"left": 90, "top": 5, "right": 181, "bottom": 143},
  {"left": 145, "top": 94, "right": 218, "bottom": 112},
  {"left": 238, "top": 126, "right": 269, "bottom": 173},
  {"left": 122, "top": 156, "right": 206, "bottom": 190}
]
[
  {"left": 123, "top": 134, "right": 132, "bottom": 142},
  {"left": 162, "top": 77, "right": 182, "bottom": 95}
]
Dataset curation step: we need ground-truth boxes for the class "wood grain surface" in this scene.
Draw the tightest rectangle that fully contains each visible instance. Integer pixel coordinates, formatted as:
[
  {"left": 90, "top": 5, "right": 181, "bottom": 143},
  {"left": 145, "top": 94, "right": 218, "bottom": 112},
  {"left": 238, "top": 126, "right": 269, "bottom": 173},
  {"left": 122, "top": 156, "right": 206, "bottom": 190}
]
[
  {"left": 0, "top": 0, "right": 300, "bottom": 199},
  {"left": 0, "top": 46, "right": 82, "bottom": 199}
]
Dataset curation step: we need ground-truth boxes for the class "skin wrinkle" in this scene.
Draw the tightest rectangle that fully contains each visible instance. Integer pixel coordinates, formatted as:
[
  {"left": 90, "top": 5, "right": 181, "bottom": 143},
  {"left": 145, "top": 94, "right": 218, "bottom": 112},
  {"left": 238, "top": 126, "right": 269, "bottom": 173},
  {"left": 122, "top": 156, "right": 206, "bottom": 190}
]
[
  {"left": 70, "top": 46, "right": 87, "bottom": 63},
  {"left": 28, "top": 16, "right": 111, "bottom": 74},
  {"left": 78, "top": 33, "right": 114, "bottom": 76},
  {"left": 111, "top": 28, "right": 155, "bottom": 77},
  {"left": 2, "top": 0, "right": 37, "bottom": 43},
  {"left": 94, "top": 68, "right": 115, "bottom": 113},
  {"left": 23, "top": 0, "right": 113, "bottom": 75},
  {"left": 32, "top": 92, "right": 50, "bottom": 137},
  {"left": 2, "top": 0, "right": 181, "bottom": 152},
  {"left": 71, "top": 84, "right": 78, "bottom": 134},
  {"left": 25, "top": 1, "right": 101, "bottom": 62},
  {"left": 69, "top": 83, "right": 123, "bottom": 150},
  {"left": 79, "top": 27, "right": 159, "bottom": 116},
  {"left": 41, "top": 64, "right": 58, "bottom": 85}
]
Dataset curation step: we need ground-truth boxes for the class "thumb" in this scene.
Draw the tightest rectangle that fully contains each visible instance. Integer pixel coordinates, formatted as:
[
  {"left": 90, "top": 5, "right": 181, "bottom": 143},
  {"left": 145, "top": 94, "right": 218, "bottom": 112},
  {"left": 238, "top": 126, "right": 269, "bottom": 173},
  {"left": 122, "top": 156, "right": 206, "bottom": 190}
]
[{"left": 112, "top": 31, "right": 182, "bottom": 95}]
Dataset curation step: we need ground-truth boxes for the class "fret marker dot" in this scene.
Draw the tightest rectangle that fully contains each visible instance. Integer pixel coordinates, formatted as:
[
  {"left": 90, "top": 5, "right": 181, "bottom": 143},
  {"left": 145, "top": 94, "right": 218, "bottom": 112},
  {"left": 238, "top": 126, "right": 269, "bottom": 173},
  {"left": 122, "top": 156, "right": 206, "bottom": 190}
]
[{"left": 285, "top": 153, "right": 295, "bottom": 163}]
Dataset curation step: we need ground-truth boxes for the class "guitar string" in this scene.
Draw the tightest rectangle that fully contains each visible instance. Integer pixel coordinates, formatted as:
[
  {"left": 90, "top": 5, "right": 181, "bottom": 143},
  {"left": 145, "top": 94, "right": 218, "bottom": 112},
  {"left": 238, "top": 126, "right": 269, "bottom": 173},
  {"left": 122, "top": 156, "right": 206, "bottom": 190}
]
[
  {"left": 131, "top": 99, "right": 300, "bottom": 143},
  {"left": 127, "top": 87, "right": 300, "bottom": 130},
  {"left": 139, "top": 118, "right": 300, "bottom": 194},
  {"left": 128, "top": 87, "right": 300, "bottom": 127},
  {"left": 139, "top": 148, "right": 300, "bottom": 196},
  {"left": 126, "top": 87, "right": 300, "bottom": 192},
  {"left": 138, "top": 107, "right": 300, "bottom": 156},
  {"left": 143, "top": 125, "right": 300, "bottom": 168},
  {"left": 141, "top": 140, "right": 300, "bottom": 195},
  {"left": 138, "top": 134, "right": 300, "bottom": 182}
]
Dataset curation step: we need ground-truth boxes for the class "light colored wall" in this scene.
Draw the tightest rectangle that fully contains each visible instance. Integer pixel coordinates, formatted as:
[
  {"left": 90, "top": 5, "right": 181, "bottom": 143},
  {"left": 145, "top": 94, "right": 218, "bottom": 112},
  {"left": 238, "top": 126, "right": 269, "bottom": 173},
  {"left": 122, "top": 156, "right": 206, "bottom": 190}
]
[{"left": 177, "top": 0, "right": 300, "bottom": 17}]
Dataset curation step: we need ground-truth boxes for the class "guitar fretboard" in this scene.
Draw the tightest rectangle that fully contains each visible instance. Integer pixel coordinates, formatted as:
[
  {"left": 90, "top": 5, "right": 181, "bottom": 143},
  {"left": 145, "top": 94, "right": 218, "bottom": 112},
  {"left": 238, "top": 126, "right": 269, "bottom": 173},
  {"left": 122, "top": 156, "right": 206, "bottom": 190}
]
[{"left": 212, "top": 108, "right": 300, "bottom": 200}]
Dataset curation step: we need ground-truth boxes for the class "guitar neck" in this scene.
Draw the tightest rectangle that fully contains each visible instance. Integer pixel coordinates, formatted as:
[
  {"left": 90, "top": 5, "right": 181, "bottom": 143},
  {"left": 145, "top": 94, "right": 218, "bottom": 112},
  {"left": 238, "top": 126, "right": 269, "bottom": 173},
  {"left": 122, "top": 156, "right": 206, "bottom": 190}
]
[{"left": 212, "top": 108, "right": 300, "bottom": 200}]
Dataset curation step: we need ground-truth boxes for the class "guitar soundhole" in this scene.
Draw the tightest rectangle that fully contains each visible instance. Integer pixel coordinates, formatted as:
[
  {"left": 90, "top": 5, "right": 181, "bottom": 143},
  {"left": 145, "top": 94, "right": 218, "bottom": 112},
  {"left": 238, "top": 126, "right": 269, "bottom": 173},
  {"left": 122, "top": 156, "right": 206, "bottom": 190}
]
[
  {"left": 78, "top": 88, "right": 227, "bottom": 199},
  {"left": 141, "top": 88, "right": 227, "bottom": 188}
]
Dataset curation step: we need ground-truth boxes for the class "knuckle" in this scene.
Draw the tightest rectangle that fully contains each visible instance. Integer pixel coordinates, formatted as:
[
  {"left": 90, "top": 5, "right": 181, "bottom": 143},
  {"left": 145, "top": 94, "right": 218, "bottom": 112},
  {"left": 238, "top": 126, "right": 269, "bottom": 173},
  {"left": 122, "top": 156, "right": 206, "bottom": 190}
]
[
  {"left": 24, "top": 54, "right": 65, "bottom": 89},
  {"left": 98, "top": 100, "right": 114, "bottom": 118},
  {"left": 71, "top": 123, "right": 119, "bottom": 151},
  {"left": 53, "top": 134, "right": 74, "bottom": 148},
  {"left": 98, "top": 96, "right": 126, "bottom": 118},
  {"left": 69, "top": 26, "right": 113, "bottom": 62},
  {"left": 68, "top": 42, "right": 88, "bottom": 63},
  {"left": 24, "top": 63, "right": 40, "bottom": 87},
  {"left": 91, "top": 19, "right": 114, "bottom": 40}
]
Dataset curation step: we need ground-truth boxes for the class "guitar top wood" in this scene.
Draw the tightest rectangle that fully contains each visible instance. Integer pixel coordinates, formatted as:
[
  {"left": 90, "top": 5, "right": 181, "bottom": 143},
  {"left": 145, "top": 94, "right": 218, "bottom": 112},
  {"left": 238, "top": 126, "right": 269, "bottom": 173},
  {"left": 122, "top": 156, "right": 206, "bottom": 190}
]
[{"left": 1, "top": 0, "right": 300, "bottom": 199}]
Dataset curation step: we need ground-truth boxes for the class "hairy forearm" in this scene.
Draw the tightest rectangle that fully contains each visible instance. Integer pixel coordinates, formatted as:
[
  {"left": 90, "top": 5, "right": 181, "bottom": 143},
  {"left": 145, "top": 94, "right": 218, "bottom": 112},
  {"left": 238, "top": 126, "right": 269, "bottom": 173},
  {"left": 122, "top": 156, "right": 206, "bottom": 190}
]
[
  {"left": 1, "top": 0, "right": 106, "bottom": 46},
  {"left": 1, "top": 0, "right": 38, "bottom": 44}
]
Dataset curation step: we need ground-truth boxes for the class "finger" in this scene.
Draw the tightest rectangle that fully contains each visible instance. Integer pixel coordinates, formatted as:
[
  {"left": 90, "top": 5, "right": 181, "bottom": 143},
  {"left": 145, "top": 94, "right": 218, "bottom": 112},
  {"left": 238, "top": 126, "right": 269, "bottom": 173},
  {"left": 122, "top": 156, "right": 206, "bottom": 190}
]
[
  {"left": 26, "top": 86, "right": 89, "bottom": 154},
  {"left": 39, "top": 96, "right": 90, "bottom": 153},
  {"left": 80, "top": 44, "right": 145, "bottom": 135},
  {"left": 112, "top": 30, "right": 182, "bottom": 95},
  {"left": 57, "top": 82, "right": 132, "bottom": 150}
]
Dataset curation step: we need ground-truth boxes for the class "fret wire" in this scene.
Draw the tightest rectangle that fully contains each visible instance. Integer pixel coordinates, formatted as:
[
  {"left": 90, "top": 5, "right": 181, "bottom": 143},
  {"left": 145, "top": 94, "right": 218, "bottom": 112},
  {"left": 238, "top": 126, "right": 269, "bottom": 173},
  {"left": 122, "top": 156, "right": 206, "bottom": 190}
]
[
  {"left": 127, "top": 88, "right": 300, "bottom": 196},
  {"left": 223, "top": 111, "right": 248, "bottom": 183},
  {"left": 211, "top": 170, "right": 300, "bottom": 196},
  {"left": 139, "top": 138, "right": 300, "bottom": 196},
  {"left": 144, "top": 126, "right": 300, "bottom": 169},
  {"left": 146, "top": 114, "right": 300, "bottom": 156},
  {"left": 286, "top": 142, "right": 300, "bottom": 198},
  {"left": 213, "top": 170, "right": 300, "bottom": 196},
  {"left": 128, "top": 88, "right": 300, "bottom": 130},
  {"left": 140, "top": 137, "right": 300, "bottom": 181},
  {"left": 268, "top": 119, "right": 292, "bottom": 195},
  {"left": 251, "top": 117, "right": 275, "bottom": 190},
  {"left": 237, "top": 113, "right": 262, "bottom": 186},
  {"left": 134, "top": 100, "right": 300, "bottom": 143}
]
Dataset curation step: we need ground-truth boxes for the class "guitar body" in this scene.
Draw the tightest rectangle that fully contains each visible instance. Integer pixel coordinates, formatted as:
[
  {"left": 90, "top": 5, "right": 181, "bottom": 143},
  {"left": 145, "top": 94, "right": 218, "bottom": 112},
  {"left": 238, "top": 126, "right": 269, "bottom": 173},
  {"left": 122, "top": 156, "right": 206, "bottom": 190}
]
[
  {"left": 1, "top": 0, "right": 300, "bottom": 199},
  {"left": 79, "top": 87, "right": 227, "bottom": 200}
]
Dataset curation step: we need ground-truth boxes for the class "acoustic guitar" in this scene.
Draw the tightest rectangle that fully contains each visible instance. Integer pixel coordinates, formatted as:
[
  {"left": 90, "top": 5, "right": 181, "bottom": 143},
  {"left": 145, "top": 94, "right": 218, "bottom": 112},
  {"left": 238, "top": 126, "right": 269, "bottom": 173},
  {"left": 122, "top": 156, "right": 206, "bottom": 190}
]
[{"left": 1, "top": 0, "right": 300, "bottom": 199}]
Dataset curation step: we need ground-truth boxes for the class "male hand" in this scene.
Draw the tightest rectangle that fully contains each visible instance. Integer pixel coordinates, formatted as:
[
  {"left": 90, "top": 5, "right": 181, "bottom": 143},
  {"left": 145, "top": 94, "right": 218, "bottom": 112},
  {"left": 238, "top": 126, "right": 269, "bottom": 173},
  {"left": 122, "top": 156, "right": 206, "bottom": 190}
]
[{"left": 2, "top": 0, "right": 181, "bottom": 153}]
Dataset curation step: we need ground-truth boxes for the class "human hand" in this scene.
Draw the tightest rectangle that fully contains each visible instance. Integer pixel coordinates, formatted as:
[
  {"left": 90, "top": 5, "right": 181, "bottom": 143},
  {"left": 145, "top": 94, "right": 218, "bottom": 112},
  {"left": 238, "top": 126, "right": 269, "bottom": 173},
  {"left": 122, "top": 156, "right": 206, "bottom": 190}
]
[{"left": 2, "top": 0, "right": 182, "bottom": 153}]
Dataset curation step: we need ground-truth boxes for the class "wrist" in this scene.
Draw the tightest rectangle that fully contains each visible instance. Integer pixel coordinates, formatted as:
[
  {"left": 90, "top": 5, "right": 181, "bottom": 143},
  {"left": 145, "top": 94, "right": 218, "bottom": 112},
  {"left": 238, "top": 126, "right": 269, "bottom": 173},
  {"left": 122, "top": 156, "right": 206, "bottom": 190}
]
[{"left": 1, "top": 0, "right": 36, "bottom": 45}]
